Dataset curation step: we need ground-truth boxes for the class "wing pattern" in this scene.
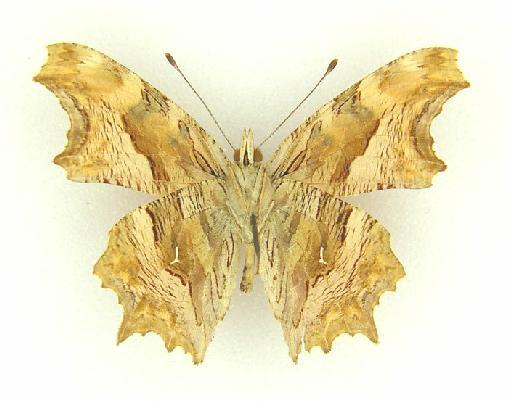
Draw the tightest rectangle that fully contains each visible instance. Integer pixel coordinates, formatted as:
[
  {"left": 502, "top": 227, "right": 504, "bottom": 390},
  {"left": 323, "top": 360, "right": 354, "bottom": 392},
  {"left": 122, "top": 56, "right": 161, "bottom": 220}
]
[
  {"left": 36, "top": 44, "right": 468, "bottom": 363},
  {"left": 259, "top": 181, "right": 405, "bottom": 360},
  {"left": 94, "top": 180, "right": 240, "bottom": 364},
  {"left": 267, "top": 48, "right": 469, "bottom": 196},
  {"left": 259, "top": 48, "right": 467, "bottom": 359},
  {"left": 35, "top": 43, "right": 240, "bottom": 363},
  {"left": 34, "top": 43, "right": 229, "bottom": 195}
]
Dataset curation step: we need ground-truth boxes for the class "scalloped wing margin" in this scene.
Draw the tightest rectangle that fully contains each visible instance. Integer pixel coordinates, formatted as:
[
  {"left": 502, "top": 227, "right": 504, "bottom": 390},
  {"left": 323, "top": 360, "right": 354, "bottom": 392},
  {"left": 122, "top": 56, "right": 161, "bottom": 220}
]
[
  {"left": 259, "top": 182, "right": 405, "bottom": 361},
  {"left": 93, "top": 181, "right": 240, "bottom": 364}
]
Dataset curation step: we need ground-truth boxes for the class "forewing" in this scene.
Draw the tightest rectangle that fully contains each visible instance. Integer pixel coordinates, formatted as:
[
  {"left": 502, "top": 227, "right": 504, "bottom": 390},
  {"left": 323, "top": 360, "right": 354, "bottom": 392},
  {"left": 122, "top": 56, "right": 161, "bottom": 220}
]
[
  {"left": 266, "top": 48, "right": 469, "bottom": 196},
  {"left": 34, "top": 43, "right": 229, "bottom": 195},
  {"left": 94, "top": 180, "right": 240, "bottom": 364},
  {"left": 259, "top": 182, "right": 404, "bottom": 361}
]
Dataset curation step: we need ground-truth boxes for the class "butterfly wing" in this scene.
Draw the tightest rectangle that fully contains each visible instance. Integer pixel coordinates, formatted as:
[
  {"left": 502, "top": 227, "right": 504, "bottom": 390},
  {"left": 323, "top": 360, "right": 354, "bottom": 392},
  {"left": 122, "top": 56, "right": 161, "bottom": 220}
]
[
  {"left": 35, "top": 43, "right": 240, "bottom": 363},
  {"left": 259, "top": 182, "right": 404, "bottom": 360},
  {"left": 94, "top": 180, "right": 241, "bottom": 363},
  {"left": 34, "top": 43, "right": 229, "bottom": 195},
  {"left": 259, "top": 48, "right": 468, "bottom": 360},
  {"left": 266, "top": 47, "right": 469, "bottom": 196}
]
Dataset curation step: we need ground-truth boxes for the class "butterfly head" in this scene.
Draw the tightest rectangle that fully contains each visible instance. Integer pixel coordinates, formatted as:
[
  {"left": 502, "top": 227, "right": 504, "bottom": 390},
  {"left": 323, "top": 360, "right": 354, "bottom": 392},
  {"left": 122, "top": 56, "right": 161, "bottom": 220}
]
[{"left": 233, "top": 128, "right": 263, "bottom": 165}]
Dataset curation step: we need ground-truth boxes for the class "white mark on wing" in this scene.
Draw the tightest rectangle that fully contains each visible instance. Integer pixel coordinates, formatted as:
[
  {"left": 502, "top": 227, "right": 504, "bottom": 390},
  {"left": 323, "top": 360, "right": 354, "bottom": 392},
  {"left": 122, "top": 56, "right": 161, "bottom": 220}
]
[
  {"left": 319, "top": 246, "right": 327, "bottom": 265},
  {"left": 170, "top": 246, "right": 180, "bottom": 265}
]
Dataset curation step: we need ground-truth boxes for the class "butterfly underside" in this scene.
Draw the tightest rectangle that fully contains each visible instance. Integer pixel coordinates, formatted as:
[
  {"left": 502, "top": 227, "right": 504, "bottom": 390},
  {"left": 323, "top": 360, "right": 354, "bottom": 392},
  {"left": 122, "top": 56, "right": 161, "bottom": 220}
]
[{"left": 34, "top": 43, "right": 468, "bottom": 363}]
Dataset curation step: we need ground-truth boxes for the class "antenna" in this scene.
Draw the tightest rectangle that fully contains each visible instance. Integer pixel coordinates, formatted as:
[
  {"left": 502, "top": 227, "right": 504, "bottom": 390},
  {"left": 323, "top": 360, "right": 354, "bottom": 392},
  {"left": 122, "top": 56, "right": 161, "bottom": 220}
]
[
  {"left": 257, "top": 58, "right": 338, "bottom": 148},
  {"left": 165, "top": 53, "right": 235, "bottom": 150}
]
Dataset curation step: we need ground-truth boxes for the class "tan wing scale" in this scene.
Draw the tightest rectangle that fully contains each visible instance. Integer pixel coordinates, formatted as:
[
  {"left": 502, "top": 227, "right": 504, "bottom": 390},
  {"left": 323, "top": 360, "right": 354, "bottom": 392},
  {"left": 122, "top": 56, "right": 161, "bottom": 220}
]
[
  {"left": 259, "top": 181, "right": 404, "bottom": 360},
  {"left": 266, "top": 47, "right": 469, "bottom": 196},
  {"left": 34, "top": 43, "right": 229, "bottom": 195},
  {"left": 94, "top": 180, "right": 240, "bottom": 363}
]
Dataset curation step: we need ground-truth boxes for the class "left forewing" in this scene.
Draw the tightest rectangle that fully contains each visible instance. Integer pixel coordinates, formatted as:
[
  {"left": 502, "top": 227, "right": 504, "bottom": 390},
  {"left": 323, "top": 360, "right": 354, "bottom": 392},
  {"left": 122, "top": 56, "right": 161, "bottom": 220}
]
[
  {"left": 259, "top": 182, "right": 404, "bottom": 361},
  {"left": 34, "top": 43, "right": 229, "bottom": 195}
]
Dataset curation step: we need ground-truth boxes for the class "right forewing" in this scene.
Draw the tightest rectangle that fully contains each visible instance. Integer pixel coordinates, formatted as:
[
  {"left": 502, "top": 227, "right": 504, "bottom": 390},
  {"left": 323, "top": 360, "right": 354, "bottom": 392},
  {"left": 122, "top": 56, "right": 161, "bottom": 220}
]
[{"left": 266, "top": 48, "right": 469, "bottom": 196}]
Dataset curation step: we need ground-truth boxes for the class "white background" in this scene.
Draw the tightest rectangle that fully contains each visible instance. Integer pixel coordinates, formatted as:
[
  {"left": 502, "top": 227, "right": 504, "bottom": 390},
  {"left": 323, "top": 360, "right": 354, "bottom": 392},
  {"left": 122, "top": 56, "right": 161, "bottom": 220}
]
[{"left": 1, "top": 0, "right": 510, "bottom": 399}]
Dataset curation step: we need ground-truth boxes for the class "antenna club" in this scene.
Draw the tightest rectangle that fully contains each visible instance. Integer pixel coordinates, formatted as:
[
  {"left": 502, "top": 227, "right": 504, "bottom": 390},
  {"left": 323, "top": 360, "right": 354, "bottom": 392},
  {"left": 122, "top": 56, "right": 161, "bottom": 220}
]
[
  {"left": 165, "top": 53, "right": 178, "bottom": 69},
  {"left": 325, "top": 59, "right": 338, "bottom": 75},
  {"left": 164, "top": 50, "right": 235, "bottom": 150},
  {"left": 256, "top": 56, "right": 339, "bottom": 148}
]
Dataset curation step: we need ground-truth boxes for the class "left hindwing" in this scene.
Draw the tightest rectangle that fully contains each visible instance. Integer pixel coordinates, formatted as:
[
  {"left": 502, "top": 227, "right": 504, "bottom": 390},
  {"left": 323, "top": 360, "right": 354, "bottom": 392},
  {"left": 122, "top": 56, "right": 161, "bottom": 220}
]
[{"left": 94, "top": 180, "right": 241, "bottom": 364}]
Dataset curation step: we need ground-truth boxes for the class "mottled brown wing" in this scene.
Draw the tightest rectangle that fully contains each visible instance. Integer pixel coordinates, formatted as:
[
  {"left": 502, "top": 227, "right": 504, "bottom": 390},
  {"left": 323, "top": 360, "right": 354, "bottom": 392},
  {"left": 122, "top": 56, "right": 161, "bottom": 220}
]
[
  {"left": 34, "top": 43, "right": 229, "bottom": 195},
  {"left": 259, "top": 181, "right": 404, "bottom": 361},
  {"left": 94, "top": 180, "right": 241, "bottom": 364},
  {"left": 266, "top": 48, "right": 469, "bottom": 196}
]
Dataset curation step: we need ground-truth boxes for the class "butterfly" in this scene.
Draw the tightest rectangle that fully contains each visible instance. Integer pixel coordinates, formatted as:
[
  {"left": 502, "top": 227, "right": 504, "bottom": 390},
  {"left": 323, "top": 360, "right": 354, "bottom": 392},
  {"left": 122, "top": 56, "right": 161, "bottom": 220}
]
[{"left": 34, "top": 43, "right": 469, "bottom": 363}]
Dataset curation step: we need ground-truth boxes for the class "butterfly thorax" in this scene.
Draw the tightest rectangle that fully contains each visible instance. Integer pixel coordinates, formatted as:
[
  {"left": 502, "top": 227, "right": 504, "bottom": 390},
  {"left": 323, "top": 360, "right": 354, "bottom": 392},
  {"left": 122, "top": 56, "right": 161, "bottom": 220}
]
[{"left": 227, "top": 129, "right": 272, "bottom": 245}]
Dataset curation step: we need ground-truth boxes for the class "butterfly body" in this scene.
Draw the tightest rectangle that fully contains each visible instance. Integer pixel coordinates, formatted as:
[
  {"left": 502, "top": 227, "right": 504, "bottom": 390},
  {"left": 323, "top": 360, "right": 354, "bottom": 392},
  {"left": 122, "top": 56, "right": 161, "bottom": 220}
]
[
  {"left": 34, "top": 43, "right": 468, "bottom": 363},
  {"left": 227, "top": 129, "right": 271, "bottom": 291}
]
